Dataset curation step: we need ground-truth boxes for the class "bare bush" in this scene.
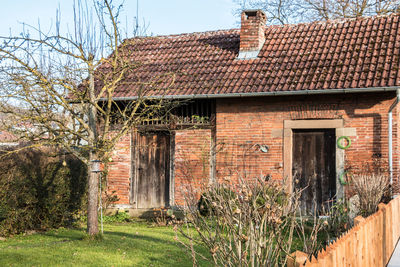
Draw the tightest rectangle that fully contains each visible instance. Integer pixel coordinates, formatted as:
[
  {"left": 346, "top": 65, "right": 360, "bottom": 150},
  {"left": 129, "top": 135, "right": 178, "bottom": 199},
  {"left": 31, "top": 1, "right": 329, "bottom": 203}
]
[
  {"left": 295, "top": 206, "right": 327, "bottom": 256},
  {"left": 351, "top": 173, "right": 389, "bottom": 217},
  {"left": 175, "top": 178, "right": 303, "bottom": 266}
]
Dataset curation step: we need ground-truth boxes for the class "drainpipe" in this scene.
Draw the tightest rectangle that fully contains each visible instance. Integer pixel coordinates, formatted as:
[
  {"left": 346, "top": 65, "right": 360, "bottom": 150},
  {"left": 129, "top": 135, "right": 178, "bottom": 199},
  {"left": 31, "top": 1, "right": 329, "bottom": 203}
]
[{"left": 388, "top": 89, "right": 400, "bottom": 197}]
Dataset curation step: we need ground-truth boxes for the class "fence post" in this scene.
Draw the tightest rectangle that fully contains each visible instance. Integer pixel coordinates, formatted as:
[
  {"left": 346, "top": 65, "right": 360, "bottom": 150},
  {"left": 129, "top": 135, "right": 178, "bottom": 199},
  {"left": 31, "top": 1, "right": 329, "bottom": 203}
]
[
  {"left": 354, "top": 216, "right": 365, "bottom": 226},
  {"left": 378, "top": 203, "right": 387, "bottom": 265},
  {"left": 287, "top": 251, "right": 308, "bottom": 267}
]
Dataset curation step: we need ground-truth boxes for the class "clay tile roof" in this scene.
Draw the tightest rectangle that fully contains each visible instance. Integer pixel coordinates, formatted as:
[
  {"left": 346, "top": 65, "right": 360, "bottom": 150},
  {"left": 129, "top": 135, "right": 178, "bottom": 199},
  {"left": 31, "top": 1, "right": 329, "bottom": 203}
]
[{"left": 106, "top": 14, "right": 400, "bottom": 98}]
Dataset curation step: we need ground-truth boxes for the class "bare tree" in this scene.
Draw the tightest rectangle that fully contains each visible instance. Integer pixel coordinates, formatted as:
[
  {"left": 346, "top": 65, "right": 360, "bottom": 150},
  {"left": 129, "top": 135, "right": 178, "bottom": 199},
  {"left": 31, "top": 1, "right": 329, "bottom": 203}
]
[
  {"left": 0, "top": 0, "right": 175, "bottom": 235},
  {"left": 233, "top": 0, "right": 400, "bottom": 24}
]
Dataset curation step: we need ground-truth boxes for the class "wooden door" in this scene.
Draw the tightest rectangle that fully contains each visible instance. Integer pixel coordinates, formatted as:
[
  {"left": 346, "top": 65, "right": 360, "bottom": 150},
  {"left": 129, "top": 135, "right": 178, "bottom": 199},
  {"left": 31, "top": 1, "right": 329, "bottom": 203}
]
[
  {"left": 134, "top": 132, "right": 170, "bottom": 209},
  {"left": 292, "top": 129, "right": 336, "bottom": 214}
]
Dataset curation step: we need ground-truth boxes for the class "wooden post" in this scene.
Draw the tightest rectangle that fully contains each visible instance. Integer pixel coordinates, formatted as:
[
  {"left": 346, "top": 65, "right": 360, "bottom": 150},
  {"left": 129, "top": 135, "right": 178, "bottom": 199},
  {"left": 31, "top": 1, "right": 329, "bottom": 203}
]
[
  {"left": 354, "top": 216, "right": 365, "bottom": 226},
  {"left": 377, "top": 203, "right": 387, "bottom": 265},
  {"left": 378, "top": 203, "right": 386, "bottom": 211},
  {"left": 209, "top": 119, "right": 217, "bottom": 184},
  {"left": 287, "top": 251, "right": 308, "bottom": 267}
]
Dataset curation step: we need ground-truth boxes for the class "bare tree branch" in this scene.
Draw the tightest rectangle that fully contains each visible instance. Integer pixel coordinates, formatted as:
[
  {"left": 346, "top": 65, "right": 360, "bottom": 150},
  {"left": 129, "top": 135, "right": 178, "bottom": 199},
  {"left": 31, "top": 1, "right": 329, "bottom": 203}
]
[
  {"left": 233, "top": 0, "right": 400, "bottom": 24},
  {"left": 0, "top": 0, "right": 172, "bottom": 236}
]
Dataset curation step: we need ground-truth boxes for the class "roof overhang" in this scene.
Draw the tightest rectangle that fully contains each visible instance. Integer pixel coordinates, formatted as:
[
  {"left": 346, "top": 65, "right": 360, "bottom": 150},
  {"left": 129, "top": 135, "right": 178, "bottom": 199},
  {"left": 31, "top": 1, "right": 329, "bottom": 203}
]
[{"left": 101, "top": 86, "right": 400, "bottom": 101}]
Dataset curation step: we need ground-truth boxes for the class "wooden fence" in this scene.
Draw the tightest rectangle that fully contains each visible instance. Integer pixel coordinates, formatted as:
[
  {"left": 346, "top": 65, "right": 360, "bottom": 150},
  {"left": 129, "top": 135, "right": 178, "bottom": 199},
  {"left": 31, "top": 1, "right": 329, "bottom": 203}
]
[{"left": 288, "top": 196, "right": 400, "bottom": 267}]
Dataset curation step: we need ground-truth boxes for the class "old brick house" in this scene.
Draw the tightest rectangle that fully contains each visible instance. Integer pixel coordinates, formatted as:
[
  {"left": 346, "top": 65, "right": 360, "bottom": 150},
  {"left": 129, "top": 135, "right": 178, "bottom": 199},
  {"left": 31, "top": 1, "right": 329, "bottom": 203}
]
[{"left": 106, "top": 10, "right": 400, "bottom": 212}]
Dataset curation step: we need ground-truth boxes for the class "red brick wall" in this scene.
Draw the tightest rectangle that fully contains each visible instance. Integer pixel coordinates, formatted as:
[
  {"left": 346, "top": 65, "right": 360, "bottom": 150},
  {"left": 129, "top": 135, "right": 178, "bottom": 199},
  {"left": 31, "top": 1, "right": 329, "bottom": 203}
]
[
  {"left": 216, "top": 92, "right": 399, "bottom": 194},
  {"left": 174, "top": 129, "right": 211, "bottom": 206},
  {"left": 107, "top": 92, "right": 400, "bottom": 206},
  {"left": 216, "top": 100, "right": 282, "bottom": 184},
  {"left": 106, "top": 132, "right": 131, "bottom": 204}
]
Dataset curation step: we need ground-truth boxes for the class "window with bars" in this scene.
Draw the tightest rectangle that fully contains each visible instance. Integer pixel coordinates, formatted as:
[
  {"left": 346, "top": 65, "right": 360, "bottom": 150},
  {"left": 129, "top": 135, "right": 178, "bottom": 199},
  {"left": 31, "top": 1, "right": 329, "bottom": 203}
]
[
  {"left": 171, "top": 99, "right": 215, "bottom": 125},
  {"left": 139, "top": 99, "right": 215, "bottom": 127}
]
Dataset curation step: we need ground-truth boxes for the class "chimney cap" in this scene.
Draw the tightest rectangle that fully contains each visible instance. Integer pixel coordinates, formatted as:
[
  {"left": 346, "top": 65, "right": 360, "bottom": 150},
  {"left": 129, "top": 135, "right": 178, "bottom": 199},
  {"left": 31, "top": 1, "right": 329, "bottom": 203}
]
[{"left": 242, "top": 9, "right": 267, "bottom": 21}]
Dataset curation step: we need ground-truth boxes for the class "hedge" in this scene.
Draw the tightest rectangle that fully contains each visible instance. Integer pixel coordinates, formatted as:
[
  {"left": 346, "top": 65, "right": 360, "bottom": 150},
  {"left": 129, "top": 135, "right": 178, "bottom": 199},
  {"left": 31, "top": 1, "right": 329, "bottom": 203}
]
[{"left": 0, "top": 147, "right": 87, "bottom": 236}]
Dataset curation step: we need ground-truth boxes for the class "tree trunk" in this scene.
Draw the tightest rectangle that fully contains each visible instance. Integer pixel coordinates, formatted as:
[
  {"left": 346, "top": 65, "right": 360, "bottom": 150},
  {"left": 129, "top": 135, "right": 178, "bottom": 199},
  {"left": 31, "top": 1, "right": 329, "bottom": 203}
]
[
  {"left": 87, "top": 60, "right": 99, "bottom": 235},
  {"left": 87, "top": 154, "right": 99, "bottom": 235}
]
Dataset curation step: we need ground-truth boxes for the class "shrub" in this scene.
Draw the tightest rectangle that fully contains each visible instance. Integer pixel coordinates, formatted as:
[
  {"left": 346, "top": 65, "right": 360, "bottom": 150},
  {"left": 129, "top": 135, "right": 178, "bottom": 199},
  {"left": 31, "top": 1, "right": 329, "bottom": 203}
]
[
  {"left": 197, "top": 194, "right": 210, "bottom": 216},
  {"left": 351, "top": 173, "right": 389, "bottom": 217},
  {"left": 345, "top": 157, "right": 390, "bottom": 217},
  {"left": 197, "top": 187, "right": 236, "bottom": 216},
  {"left": 177, "top": 179, "right": 301, "bottom": 267},
  {"left": 101, "top": 190, "right": 120, "bottom": 211},
  {"left": 152, "top": 207, "right": 176, "bottom": 226},
  {"left": 319, "top": 199, "right": 351, "bottom": 242},
  {"left": 0, "top": 147, "right": 87, "bottom": 236},
  {"left": 102, "top": 211, "right": 131, "bottom": 223}
]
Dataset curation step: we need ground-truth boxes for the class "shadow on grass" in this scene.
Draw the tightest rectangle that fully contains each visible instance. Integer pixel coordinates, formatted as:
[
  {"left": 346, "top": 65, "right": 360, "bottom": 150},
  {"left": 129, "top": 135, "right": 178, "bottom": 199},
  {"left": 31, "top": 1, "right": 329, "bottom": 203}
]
[
  {"left": 4, "top": 226, "right": 211, "bottom": 266},
  {"left": 41, "top": 227, "right": 178, "bottom": 245},
  {"left": 42, "top": 228, "right": 86, "bottom": 241}
]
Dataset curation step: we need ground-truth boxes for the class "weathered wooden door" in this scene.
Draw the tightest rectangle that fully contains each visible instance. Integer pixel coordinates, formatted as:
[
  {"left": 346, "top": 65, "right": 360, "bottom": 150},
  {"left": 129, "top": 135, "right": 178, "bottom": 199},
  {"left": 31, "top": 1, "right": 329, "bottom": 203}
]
[
  {"left": 134, "top": 131, "right": 170, "bottom": 209},
  {"left": 292, "top": 129, "right": 336, "bottom": 213}
]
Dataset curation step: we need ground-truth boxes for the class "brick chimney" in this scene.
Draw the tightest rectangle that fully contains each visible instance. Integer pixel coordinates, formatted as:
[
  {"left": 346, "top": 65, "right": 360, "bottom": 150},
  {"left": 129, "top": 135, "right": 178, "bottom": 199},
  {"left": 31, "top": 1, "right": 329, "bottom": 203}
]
[{"left": 238, "top": 10, "right": 266, "bottom": 59}]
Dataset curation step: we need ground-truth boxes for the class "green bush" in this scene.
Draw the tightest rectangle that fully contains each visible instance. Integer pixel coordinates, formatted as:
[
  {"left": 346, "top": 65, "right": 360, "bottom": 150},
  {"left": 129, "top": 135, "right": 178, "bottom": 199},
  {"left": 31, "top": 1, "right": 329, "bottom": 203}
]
[
  {"left": 0, "top": 148, "right": 87, "bottom": 236},
  {"left": 103, "top": 212, "right": 131, "bottom": 223},
  {"left": 79, "top": 211, "right": 131, "bottom": 223},
  {"left": 322, "top": 200, "right": 351, "bottom": 239}
]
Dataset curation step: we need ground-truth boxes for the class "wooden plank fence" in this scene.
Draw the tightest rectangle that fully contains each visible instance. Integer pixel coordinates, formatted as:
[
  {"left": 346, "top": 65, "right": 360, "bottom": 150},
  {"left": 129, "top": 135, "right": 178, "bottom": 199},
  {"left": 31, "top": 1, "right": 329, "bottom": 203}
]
[{"left": 288, "top": 196, "right": 400, "bottom": 267}]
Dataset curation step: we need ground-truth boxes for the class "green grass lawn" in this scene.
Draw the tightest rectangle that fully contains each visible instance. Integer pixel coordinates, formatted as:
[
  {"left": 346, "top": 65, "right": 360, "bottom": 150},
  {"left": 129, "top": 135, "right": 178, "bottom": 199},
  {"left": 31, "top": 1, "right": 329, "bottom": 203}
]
[{"left": 0, "top": 221, "right": 209, "bottom": 267}]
